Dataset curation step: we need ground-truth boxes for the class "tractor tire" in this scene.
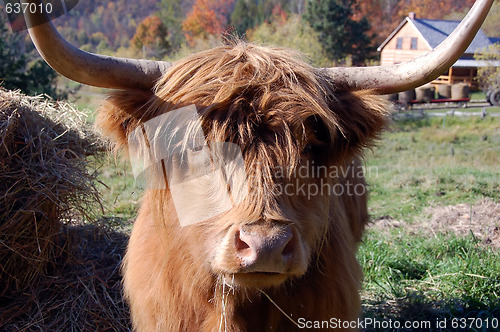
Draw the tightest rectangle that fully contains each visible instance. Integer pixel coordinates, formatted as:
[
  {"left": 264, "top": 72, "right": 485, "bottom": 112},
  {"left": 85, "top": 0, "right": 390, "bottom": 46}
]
[{"left": 488, "top": 88, "right": 500, "bottom": 106}]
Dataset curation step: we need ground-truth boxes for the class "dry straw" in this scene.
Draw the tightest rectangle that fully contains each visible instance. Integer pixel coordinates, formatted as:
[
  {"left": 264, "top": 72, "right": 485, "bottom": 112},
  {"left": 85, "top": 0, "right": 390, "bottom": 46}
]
[
  {"left": 0, "top": 88, "right": 131, "bottom": 330},
  {"left": 0, "top": 223, "right": 131, "bottom": 331},
  {"left": 0, "top": 87, "right": 103, "bottom": 294}
]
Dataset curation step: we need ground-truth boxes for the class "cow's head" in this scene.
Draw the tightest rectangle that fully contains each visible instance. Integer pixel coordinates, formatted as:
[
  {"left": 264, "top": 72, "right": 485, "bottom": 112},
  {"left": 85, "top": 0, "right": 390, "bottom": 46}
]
[
  {"left": 94, "top": 44, "right": 390, "bottom": 289},
  {"left": 23, "top": 0, "right": 493, "bottom": 290}
]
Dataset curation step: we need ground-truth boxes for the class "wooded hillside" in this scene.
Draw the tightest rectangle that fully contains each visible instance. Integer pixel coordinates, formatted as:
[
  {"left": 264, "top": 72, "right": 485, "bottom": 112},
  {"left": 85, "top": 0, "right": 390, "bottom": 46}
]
[
  {"left": 1, "top": 0, "right": 498, "bottom": 97},
  {"left": 47, "top": 0, "right": 483, "bottom": 53}
]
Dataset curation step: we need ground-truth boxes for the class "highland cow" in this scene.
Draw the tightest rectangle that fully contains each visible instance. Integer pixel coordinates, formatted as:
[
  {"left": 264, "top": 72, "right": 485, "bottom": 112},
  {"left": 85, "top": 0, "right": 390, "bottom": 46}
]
[
  {"left": 97, "top": 45, "right": 388, "bottom": 331},
  {"left": 23, "top": 0, "right": 493, "bottom": 330}
]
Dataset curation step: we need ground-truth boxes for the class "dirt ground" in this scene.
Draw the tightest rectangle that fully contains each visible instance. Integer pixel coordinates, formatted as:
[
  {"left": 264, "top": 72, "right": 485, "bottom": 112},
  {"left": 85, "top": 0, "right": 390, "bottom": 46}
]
[{"left": 369, "top": 199, "right": 500, "bottom": 248}]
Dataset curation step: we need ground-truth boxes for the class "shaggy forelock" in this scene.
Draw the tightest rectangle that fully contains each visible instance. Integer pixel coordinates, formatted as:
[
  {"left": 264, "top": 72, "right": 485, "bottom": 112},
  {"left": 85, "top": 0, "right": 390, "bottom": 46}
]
[
  {"left": 97, "top": 41, "right": 388, "bottom": 217},
  {"left": 146, "top": 42, "right": 341, "bottom": 179},
  {"left": 98, "top": 42, "right": 389, "bottom": 212}
]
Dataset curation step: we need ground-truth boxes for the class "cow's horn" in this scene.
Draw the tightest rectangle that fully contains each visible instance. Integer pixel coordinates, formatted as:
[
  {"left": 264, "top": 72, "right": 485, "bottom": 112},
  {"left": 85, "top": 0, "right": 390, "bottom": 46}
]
[
  {"left": 326, "top": 0, "right": 494, "bottom": 94},
  {"left": 24, "top": 1, "right": 170, "bottom": 90}
]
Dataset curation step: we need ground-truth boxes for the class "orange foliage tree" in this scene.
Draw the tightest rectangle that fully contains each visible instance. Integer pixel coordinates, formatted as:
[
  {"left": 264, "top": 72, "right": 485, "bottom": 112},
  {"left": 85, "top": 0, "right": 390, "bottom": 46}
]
[
  {"left": 182, "top": 0, "right": 234, "bottom": 43},
  {"left": 271, "top": 3, "right": 287, "bottom": 25},
  {"left": 353, "top": 0, "right": 403, "bottom": 46},
  {"left": 132, "top": 16, "right": 170, "bottom": 51},
  {"left": 398, "top": 0, "right": 475, "bottom": 20},
  {"left": 354, "top": 0, "right": 476, "bottom": 47}
]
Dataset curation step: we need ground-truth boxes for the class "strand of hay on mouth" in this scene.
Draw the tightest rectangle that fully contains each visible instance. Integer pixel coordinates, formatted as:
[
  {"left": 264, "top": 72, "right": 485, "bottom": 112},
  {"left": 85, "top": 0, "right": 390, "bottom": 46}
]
[{"left": 0, "top": 87, "right": 104, "bottom": 298}]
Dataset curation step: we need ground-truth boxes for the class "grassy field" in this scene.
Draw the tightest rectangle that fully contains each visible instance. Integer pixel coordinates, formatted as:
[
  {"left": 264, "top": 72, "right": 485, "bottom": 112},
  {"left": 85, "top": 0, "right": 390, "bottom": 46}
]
[
  {"left": 366, "top": 116, "right": 499, "bottom": 221},
  {"left": 360, "top": 116, "right": 499, "bottom": 330},
  {"left": 93, "top": 113, "right": 499, "bottom": 330}
]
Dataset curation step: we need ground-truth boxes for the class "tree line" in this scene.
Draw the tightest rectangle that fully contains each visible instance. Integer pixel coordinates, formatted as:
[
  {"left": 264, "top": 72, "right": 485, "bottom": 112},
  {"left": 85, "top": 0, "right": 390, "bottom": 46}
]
[
  {"left": 1, "top": 0, "right": 497, "bottom": 98},
  {"left": 53, "top": 0, "right": 481, "bottom": 63}
]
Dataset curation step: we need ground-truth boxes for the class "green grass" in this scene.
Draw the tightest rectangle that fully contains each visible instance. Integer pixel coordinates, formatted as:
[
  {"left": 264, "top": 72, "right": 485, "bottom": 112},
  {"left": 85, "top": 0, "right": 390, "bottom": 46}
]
[
  {"left": 94, "top": 157, "right": 140, "bottom": 221},
  {"left": 360, "top": 230, "right": 500, "bottom": 331},
  {"left": 365, "top": 116, "right": 499, "bottom": 221},
  {"left": 360, "top": 116, "right": 500, "bottom": 330},
  {"left": 470, "top": 91, "right": 487, "bottom": 101},
  {"left": 361, "top": 230, "right": 499, "bottom": 301}
]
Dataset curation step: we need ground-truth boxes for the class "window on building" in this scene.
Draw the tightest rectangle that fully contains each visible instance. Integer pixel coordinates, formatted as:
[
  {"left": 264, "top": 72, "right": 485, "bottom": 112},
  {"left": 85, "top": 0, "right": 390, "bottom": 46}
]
[
  {"left": 411, "top": 37, "right": 418, "bottom": 50},
  {"left": 396, "top": 38, "right": 403, "bottom": 49}
]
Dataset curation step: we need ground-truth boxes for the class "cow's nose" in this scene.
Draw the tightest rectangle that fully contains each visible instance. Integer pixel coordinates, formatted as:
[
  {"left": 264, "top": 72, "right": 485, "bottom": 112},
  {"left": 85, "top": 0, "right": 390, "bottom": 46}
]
[{"left": 234, "top": 224, "right": 295, "bottom": 273}]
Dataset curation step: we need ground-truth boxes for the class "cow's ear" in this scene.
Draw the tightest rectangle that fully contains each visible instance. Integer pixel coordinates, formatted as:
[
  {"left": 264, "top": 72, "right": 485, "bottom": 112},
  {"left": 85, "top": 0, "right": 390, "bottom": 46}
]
[
  {"left": 330, "top": 91, "right": 390, "bottom": 161},
  {"left": 96, "top": 90, "right": 154, "bottom": 151}
]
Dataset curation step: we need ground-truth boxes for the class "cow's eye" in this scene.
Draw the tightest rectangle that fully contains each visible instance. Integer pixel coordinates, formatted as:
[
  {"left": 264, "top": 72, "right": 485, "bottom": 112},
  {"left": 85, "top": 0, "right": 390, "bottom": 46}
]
[
  {"left": 302, "top": 144, "right": 313, "bottom": 154},
  {"left": 190, "top": 145, "right": 203, "bottom": 152}
]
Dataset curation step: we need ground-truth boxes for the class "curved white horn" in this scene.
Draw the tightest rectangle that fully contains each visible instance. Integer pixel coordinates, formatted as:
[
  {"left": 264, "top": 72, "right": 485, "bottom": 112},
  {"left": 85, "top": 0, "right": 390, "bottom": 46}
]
[{"left": 24, "top": 1, "right": 170, "bottom": 90}]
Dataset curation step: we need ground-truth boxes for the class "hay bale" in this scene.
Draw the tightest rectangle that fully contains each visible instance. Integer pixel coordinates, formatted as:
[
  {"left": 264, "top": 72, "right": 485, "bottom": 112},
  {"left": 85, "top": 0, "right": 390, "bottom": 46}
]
[
  {"left": 398, "top": 90, "right": 416, "bottom": 108},
  {"left": 415, "top": 84, "right": 435, "bottom": 102},
  {"left": 451, "top": 83, "right": 470, "bottom": 100},
  {"left": 0, "top": 224, "right": 131, "bottom": 331},
  {"left": 398, "top": 89, "right": 416, "bottom": 103},
  {"left": 388, "top": 93, "right": 398, "bottom": 102},
  {"left": 437, "top": 84, "right": 452, "bottom": 99},
  {"left": 0, "top": 87, "right": 103, "bottom": 298}
]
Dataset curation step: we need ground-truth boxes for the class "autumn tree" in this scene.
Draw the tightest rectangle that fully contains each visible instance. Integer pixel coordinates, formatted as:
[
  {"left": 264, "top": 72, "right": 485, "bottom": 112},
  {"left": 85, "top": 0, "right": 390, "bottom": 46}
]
[
  {"left": 230, "top": 0, "right": 288, "bottom": 36},
  {"left": 271, "top": 3, "right": 288, "bottom": 24},
  {"left": 474, "top": 43, "right": 500, "bottom": 91},
  {"left": 90, "top": 32, "right": 110, "bottom": 52},
  {"left": 182, "top": 0, "right": 234, "bottom": 43},
  {"left": 304, "top": 0, "right": 376, "bottom": 65},
  {"left": 54, "top": 0, "right": 161, "bottom": 52},
  {"left": 352, "top": 0, "right": 402, "bottom": 46},
  {"left": 132, "top": 16, "right": 170, "bottom": 59},
  {"left": 397, "top": 0, "right": 474, "bottom": 20},
  {"left": 480, "top": 0, "right": 500, "bottom": 37}
]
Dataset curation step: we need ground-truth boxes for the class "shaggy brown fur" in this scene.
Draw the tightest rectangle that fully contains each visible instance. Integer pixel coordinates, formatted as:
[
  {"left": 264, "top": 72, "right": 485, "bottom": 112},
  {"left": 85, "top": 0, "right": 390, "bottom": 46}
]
[{"left": 97, "top": 42, "right": 389, "bottom": 331}]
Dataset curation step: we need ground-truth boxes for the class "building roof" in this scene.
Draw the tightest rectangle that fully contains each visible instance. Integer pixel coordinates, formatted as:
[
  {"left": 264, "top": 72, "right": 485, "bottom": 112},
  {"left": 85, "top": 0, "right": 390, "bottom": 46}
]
[
  {"left": 412, "top": 18, "right": 492, "bottom": 53},
  {"left": 378, "top": 17, "right": 495, "bottom": 54},
  {"left": 489, "top": 37, "right": 500, "bottom": 44},
  {"left": 454, "top": 59, "right": 500, "bottom": 67}
]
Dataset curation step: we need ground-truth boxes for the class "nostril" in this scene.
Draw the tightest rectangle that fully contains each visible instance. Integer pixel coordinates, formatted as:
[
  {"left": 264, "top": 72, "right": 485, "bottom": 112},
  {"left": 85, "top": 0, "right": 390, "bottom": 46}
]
[
  {"left": 235, "top": 231, "right": 250, "bottom": 251},
  {"left": 281, "top": 234, "right": 295, "bottom": 258},
  {"left": 235, "top": 231, "right": 257, "bottom": 265}
]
